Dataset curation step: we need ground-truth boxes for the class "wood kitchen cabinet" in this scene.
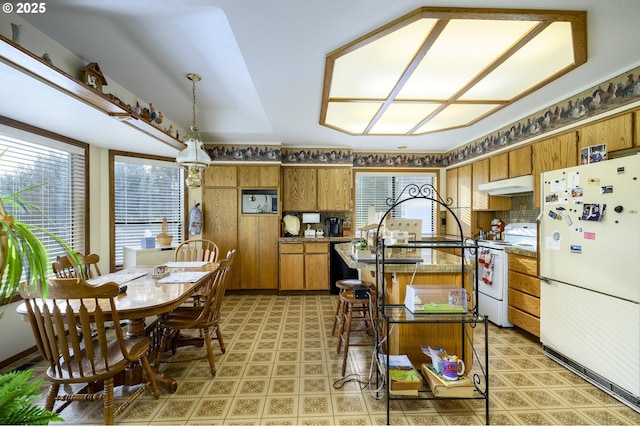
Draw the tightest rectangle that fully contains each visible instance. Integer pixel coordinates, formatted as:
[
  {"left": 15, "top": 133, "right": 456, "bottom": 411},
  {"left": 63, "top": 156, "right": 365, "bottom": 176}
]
[
  {"left": 239, "top": 215, "right": 279, "bottom": 289},
  {"left": 202, "top": 187, "right": 239, "bottom": 288},
  {"left": 279, "top": 241, "right": 329, "bottom": 290},
  {"left": 317, "top": 167, "right": 352, "bottom": 211},
  {"left": 507, "top": 253, "right": 540, "bottom": 337},
  {"left": 489, "top": 152, "right": 509, "bottom": 181},
  {"left": 508, "top": 145, "right": 532, "bottom": 177},
  {"left": 282, "top": 166, "right": 352, "bottom": 211},
  {"left": 282, "top": 167, "right": 317, "bottom": 211},
  {"left": 531, "top": 131, "right": 578, "bottom": 208},
  {"left": 203, "top": 164, "right": 279, "bottom": 290},
  {"left": 579, "top": 113, "right": 633, "bottom": 154},
  {"left": 445, "top": 167, "right": 459, "bottom": 237},
  {"left": 472, "top": 158, "right": 511, "bottom": 211},
  {"left": 488, "top": 145, "right": 531, "bottom": 181},
  {"left": 203, "top": 165, "right": 237, "bottom": 187},
  {"left": 238, "top": 165, "right": 280, "bottom": 187}
]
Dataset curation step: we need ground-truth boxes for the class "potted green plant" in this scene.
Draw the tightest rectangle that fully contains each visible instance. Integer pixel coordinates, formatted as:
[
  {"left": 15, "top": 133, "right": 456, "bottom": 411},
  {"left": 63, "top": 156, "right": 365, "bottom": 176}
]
[
  {"left": 0, "top": 181, "right": 80, "bottom": 307},
  {"left": 0, "top": 370, "right": 62, "bottom": 424}
]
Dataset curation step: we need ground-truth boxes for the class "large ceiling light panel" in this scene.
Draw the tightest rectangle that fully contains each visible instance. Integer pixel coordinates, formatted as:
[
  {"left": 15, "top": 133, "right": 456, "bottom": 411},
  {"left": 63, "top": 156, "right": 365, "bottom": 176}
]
[{"left": 320, "top": 8, "right": 587, "bottom": 137}]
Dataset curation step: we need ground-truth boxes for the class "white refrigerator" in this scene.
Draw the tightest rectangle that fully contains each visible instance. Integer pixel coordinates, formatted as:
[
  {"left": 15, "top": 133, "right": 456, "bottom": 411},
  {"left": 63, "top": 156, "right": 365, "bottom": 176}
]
[{"left": 539, "top": 154, "right": 640, "bottom": 408}]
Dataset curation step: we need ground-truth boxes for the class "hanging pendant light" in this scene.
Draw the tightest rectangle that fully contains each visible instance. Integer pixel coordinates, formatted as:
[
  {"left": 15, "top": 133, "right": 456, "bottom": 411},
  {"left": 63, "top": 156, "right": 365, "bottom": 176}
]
[{"left": 176, "top": 72, "right": 211, "bottom": 189}]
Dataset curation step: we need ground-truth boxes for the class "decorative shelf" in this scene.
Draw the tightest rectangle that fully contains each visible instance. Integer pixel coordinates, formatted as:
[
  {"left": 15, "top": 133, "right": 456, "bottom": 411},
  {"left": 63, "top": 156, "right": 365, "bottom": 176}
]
[{"left": 0, "top": 34, "right": 184, "bottom": 151}]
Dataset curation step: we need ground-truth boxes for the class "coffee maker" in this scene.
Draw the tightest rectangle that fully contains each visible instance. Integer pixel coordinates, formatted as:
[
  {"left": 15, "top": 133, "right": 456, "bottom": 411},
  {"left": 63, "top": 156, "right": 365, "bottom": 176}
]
[{"left": 325, "top": 217, "right": 342, "bottom": 237}]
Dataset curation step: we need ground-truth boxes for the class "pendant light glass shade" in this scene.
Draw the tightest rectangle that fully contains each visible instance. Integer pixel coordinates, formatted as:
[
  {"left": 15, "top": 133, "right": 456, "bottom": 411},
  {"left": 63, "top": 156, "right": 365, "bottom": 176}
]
[{"left": 176, "top": 73, "right": 210, "bottom": 188}]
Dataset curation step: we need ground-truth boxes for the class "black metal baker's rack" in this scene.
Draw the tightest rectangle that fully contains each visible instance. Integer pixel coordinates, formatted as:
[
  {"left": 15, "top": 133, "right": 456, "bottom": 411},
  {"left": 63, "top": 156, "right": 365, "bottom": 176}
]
[{"left": 370, "top": 183, "right": 489, "bottom": 425}]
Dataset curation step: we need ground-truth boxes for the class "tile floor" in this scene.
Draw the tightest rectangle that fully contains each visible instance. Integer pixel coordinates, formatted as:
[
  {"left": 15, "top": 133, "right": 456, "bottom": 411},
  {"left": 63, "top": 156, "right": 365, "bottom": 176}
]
[{"left": 3, "top": 293, "right": 639, "bottom": 425}]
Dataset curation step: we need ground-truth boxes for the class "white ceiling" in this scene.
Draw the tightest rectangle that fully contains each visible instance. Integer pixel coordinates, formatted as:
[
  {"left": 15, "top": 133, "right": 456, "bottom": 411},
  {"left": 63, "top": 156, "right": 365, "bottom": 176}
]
[{"left": 7, "top": 0, "right": 640, "bottom": 156}]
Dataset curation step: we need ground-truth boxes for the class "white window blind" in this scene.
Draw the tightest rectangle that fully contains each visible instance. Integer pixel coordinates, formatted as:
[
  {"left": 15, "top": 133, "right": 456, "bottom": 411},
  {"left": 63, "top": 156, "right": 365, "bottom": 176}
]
[
  {"left": 355, "top": 172, "right": 437, "bottom": 236},
  {"left": 0, "top": 125, "right": 87, "bottom": 291},
  {"left": 113, "top": 155, "right": 184, "bottom": 267}
]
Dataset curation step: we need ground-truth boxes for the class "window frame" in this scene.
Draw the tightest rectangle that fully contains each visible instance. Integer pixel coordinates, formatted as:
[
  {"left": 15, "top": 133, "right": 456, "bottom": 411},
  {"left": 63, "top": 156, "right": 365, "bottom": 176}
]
[
  {"left": 353, "top": 169, "right": 441, "bottom": 237},
  {"left": 0, "top": 117, "right": 89, "bottom": 302},
  {"left": 109, "top": 150, "right": 186, "bottom": 271}
]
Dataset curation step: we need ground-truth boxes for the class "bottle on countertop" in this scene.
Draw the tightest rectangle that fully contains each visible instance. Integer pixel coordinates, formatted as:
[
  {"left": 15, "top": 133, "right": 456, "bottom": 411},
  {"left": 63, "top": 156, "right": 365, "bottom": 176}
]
[{"left": 343, "top": 219, "right": 351, "bottom": 236}]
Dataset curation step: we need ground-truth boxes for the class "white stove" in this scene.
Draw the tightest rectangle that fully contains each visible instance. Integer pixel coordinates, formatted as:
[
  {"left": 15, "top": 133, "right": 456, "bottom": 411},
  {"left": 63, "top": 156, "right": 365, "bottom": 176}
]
[
  {"left": 476, "top": 223, "right": 537, "bottom": 327},
  {"left": 478, "top": 223, "right": 537, "bottom": 251}
]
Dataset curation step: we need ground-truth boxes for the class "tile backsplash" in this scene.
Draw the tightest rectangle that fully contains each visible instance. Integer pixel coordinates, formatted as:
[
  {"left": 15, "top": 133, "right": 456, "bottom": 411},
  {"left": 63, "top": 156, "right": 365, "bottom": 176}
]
[{"left": 505, "top": 194, "right": 539, "bottom": 223}]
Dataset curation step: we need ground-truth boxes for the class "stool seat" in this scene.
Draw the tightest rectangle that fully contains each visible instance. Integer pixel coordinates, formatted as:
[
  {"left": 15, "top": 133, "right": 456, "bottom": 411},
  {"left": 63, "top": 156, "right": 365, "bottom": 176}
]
[{"left": 336, "top": 279, "right": 370, "bottom": 290}]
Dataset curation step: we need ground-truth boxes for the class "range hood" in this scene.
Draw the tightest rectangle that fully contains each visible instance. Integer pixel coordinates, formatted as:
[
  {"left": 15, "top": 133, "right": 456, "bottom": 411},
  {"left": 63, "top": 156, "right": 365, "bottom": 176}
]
[{"left": 478, "top": 175, "right": 534, "bottom": 196}]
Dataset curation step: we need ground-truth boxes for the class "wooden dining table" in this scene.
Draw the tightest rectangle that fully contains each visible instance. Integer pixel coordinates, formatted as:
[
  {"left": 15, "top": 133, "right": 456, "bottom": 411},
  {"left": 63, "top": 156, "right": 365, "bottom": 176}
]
[{"left": 17, "top": 261, "right": 219, "bottom": 393}]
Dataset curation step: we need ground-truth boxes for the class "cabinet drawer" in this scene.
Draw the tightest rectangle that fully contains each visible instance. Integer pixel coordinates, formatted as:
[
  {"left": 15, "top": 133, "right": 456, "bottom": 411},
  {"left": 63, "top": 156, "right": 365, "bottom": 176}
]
[
  {"left": 508, "top": 306, "right": 540, "bottom": 337},
  {"left": 508, "top": 289, "right": 540, "bottom": 317},
  {"left": 508, "top": 255, "right": 537, "bottom": 275},
  {"left": 305, "top": 242, "right": 328, "bottom": 253},
  {"left": 509, "top": 271, "right": 540, "bottom": 297},
  {"left": 280, "top": 243, "right": 304, "bottom": 254}
]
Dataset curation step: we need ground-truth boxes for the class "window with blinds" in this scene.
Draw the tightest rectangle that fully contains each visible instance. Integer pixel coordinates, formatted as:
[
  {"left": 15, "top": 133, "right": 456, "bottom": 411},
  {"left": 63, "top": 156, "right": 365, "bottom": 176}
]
[
  {"left": 355, "top": 172, "right": 437, "bottom": 236},
  {"left": 0, "top": 124, "right": 87, "bottom": 294},
  {"left": 113, "top": 155, "right": 184, "bottom": 267}
]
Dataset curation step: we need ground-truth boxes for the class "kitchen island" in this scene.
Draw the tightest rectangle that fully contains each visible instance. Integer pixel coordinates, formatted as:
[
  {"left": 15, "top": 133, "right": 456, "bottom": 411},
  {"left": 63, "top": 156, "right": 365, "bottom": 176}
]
[{"left": 334, "top": 242, "right": 477, "bottom": 369}]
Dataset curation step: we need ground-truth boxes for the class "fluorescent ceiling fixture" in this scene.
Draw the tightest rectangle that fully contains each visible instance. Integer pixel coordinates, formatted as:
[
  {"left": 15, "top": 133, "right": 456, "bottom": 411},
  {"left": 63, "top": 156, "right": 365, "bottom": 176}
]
[{"left": 320, "top": 8, "right": 587, "bottom": 137}]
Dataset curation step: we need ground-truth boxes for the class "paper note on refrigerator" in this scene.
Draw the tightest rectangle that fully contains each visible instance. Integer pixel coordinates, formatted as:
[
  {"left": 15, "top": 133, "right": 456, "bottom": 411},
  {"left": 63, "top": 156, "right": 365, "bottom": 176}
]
[
  {"left": 567, "top": 172, "right": 580, "bottom": 188},
  {"left": 550, "top": 178, "right": 565, "bottom": 192}
]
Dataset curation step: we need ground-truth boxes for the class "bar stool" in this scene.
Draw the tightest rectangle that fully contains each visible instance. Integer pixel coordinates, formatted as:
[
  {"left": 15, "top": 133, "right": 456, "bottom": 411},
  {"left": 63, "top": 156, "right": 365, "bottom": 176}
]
[
  {"left": 332, "top": 279, "right": 372, "bottom": 336},
  {"left": 335, "top": 283, "right": 376, "bottom": 376}
]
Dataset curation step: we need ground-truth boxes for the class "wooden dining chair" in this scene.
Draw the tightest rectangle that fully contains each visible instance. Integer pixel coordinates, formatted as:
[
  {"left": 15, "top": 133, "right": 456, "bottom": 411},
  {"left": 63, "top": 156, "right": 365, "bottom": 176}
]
[
  {"left": 156, "top": 249, "right": 236, "bottom": 376},
  {"left": 175, "top": 240, "right": 219, "bottom": 308},
  {"left": 52, "top": 255, "right": 78, "bottom": 278},
  {"left": 80, "top": 252, "right": 102, "bottom": 278},
  {"left": 52, "top": 252, "right": 102, "bottom": 279},
  {"left": 174, "top": 239, "right": 219, "bottom": 263},
  {"left": 19, "top": 278, "right": 160, "bottom": 424}
]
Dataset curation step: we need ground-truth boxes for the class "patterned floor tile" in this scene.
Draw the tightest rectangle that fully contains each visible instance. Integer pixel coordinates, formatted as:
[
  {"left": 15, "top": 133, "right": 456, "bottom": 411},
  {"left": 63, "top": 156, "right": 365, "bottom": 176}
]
[{"left": 3, "top": 293, "right": 637, "bottom": 425}]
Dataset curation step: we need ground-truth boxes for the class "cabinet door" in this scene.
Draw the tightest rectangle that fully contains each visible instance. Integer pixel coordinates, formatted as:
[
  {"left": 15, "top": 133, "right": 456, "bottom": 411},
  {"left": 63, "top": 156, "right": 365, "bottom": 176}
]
[
  {"left": 457, "top": 164, "right": 472, "bottom": 209},
  {"left": 532, "top": 131, "right": 578, "bottom": 208},
  {"left": 238, "top": 165, "right": 280, "bottom": 187},
  {"left": 203, "top": 165, "right": 237, "bottom": 187},
  {"left": 489, "top": 152, "right": 509, "bottom": 181},
  {"left": 472, "top": 159, "right": 510, "bottom": 211},
  {"left": 317, "top": 167, "right": 352, "bottom": 211},
  {"left": 446, "top": 167, "right": 458, "bottom": 208},
  {"left": 508, "top": 145, "right": 532, "bottom": 177},
  {"left": 239, "top": 215, "right": 279, "bottom": 289},
  {"left": 202, "top": 188, "right": 239, "bottom": 288},
  {"left": 238, "top": 166, "right": 261, "bottom": 187},
  {"left": 279, "top": 243, "right": 304, "bottom": 290},
  {"left": 304, "top": 253, "right": 329, "bottom": 290},
  {"left": 259, "top": 165, "right": 280, "bottom": 187},
  {"left": 259, "top": 215, "right": 280, "bottom": 289},
  {"left": 238, "top": 215, "right": 261, "bottom": 289},
  {"left": 282, "top": 167, "right": 317, "bottom": 211},
  {"left": 579, "top": 113, "right": 633, "bottom": 153}
]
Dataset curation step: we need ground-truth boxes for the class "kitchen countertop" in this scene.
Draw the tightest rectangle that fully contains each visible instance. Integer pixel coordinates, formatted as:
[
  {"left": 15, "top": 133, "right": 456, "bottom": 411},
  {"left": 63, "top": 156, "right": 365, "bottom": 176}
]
[
  {"left": 333, "top": 242, "right": 473, "bottom": 274},
  {"left": 278, "top": 236, "right": 355, "bottom": 243},
  {"left": 505, "top": 246, "right": 538, "bottom": 258}
]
